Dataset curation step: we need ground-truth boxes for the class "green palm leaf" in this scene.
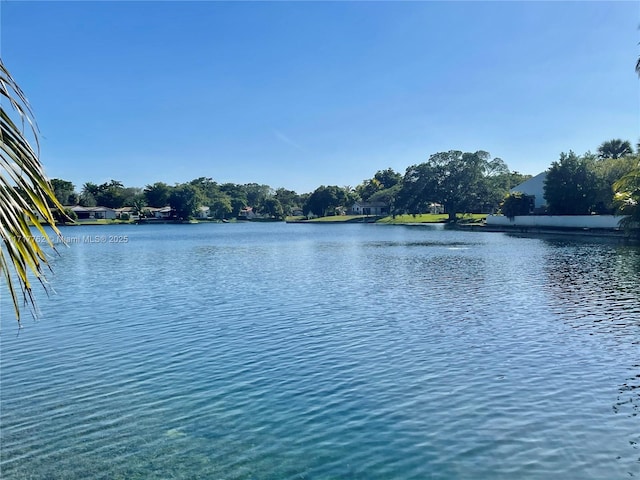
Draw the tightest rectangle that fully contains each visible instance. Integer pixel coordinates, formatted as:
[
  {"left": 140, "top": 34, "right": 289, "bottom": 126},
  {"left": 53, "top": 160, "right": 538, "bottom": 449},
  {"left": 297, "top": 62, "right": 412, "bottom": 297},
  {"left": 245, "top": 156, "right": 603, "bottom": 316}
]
[
  {"left": 613, "top": 161, "right": 640, "bottom": 235},
  {"left": 1, "top": 59, "right": 63, "bottom": 323}
]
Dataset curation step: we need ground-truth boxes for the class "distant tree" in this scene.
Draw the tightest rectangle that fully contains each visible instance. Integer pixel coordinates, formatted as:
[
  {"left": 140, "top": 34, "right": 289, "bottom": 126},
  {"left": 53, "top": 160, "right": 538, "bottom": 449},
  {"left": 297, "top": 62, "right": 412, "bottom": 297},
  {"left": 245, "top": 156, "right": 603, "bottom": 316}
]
[
  {"left": 209, "top": 193, "right": 233, "bottom": 220},
  {"left": 131, "top": 194, "right": 147, "bottom": 215},
  {"left": 397, "top": 150, "right": 492, "bottom": 222},
  {"left": 121, "top": 187, "right": 143, "bottom": 206},
  {"left": 500, "top": 192, "right": 535, "bottom": 218},
  {"left": 244, "top": 183, "right": 273, "bottom": 208},
  {"left": 95, "top": 180, "right": 126, "bottom": 208},
  {"left": 274, "top": 188, "right": 301, "bottom": 216},
  {"left": 476, "top": 157, "right": 512, "bottom": 213},
  {"left": 219, "top": 183, "right": 248, "bottom": 217},
  {"left": 356, "top": 168, "right": 402, "bottom": 201},
  {"left": 259, "top": 197, "right": 284, "bottom": 219},
  {"left": 591, "top": 155, "right": 637, "bottom": 213},
  {"left": 396, "top": 163, "right": 435, "bottom": 215},
  {"left": 508, "top": 172, "right": 533, "bottom": 189},
  {"left": 80, "top": 182, "right": 99, "bottom": 206},
  {"left": 367, "top": 184, "right": 402, "bottom": 213},
  {"left": 50, "top": 178, "right": 76, "bottom": 206},
  {"left": 144, "top": 182, "right": 172, "bottom": 207},
  {"left": 189, "top": 177, "right": 219, "bottom": 204},
  {"left": 52, "top": 207, "right": 77, "bottom": 223},
  {"left": 169, "top": 184, "right": 202, "bottom": 220},
  {"left": 303, "top": 185, "right": 349, "bottom": 217},
  {"left": 544, "top": 151, "right": 599, "bottom": 215},
  {"left": 597, "top": 139, "right": 633, "bottom": 159},
  {"left": 342, "top": 185, "right": 359, "bottom": 209},
  {"left": 374, "top": 168, "right": 402, "bottom": 189}
]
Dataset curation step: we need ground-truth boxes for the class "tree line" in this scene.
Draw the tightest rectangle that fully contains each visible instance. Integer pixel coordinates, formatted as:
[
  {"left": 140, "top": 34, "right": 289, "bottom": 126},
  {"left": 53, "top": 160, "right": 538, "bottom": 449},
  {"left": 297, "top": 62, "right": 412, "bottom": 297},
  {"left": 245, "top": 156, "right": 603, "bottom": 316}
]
[
  {"left": 50, "top": 138, "right": 639, "bottom": 226},
  {"left": 51, "top": 178, "right": 307, "bottom": 221},
  {"left": 50, "top": 151, "right": 528, "bottom": 222},
  {"left": 502, "top": 138, "right": 639, "bottom": 229}
]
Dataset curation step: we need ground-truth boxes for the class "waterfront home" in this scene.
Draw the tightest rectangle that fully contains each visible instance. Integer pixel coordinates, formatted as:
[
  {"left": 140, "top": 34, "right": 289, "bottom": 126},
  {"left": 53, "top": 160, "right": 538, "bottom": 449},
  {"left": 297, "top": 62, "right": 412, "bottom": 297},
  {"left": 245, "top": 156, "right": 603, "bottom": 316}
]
[
  {"left": 70, "top": 206, "right": 117, "bottom": 220},
  {"left": 115, "top": 206, "right": 139, "bottom": 221},
  {"left": 510, "top": 172, "right": 547, "bottom": 212},
  {"left": 238, "top": 207, "right": 261, "bottom": 220},
  {"left": 350, "top": 201, "right": 389, "bottom": 216},
  {"left": 427, "top": 202, "right": 444, "bottom": 214},
  {"left": 148, "top": 206, "right": 172, "bottom": 219},
  {"left": 196, "top": 206, "right": 210, "bottom": 219}
]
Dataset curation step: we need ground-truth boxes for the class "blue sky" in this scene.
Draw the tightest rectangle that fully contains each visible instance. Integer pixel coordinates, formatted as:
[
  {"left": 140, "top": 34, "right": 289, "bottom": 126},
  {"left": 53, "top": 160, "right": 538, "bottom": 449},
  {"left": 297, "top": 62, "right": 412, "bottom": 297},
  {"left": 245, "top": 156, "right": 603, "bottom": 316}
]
[{"left": 1, "top": 1, "right": 638, "bottom": 194}]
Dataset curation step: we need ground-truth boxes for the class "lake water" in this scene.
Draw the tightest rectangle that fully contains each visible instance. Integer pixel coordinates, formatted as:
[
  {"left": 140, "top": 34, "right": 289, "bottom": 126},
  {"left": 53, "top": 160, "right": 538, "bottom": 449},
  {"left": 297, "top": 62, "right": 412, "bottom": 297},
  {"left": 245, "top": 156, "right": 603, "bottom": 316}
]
[{"left": 1, "top": 223, "right": 638, "bottom": 479}]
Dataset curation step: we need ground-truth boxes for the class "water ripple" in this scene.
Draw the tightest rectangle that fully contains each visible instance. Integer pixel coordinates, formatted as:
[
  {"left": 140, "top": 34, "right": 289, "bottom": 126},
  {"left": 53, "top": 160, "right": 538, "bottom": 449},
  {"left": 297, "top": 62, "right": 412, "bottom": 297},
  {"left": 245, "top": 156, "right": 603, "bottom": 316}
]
[{"left": 1, "top": 224, "right": 638, "bottom": 479}]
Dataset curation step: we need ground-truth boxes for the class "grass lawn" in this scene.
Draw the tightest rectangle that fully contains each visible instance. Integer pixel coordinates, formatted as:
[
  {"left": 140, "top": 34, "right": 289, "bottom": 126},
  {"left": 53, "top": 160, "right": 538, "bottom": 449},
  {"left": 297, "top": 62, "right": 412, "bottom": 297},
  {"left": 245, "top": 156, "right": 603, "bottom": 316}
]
[
  {"left": 287, "top": 214, "right": 487, "bottom": 224},
  {"left": 377, "top": 213, "right": 487, "bottom": 224},
  {"left": 294, "top": 215, "right": 369, "bottom": 222}
]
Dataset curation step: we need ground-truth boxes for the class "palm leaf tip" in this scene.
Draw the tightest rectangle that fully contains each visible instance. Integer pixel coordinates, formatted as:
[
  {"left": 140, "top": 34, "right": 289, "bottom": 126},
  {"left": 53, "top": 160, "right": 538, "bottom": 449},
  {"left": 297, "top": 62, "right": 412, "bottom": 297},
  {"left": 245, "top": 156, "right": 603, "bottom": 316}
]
[{"left": 1, "top": 58, "right": 62, "bottom": 323}]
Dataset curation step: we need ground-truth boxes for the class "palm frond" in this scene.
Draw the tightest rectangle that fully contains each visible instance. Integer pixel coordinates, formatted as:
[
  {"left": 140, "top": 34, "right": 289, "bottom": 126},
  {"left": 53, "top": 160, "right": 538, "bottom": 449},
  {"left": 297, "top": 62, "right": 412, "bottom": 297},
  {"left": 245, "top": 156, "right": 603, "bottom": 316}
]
[
  {"left": 613, "top": 161, "right": 640, "bottom": 236},
  {"left": 1, "top": 58, "right": 62, "bottom": 323}
]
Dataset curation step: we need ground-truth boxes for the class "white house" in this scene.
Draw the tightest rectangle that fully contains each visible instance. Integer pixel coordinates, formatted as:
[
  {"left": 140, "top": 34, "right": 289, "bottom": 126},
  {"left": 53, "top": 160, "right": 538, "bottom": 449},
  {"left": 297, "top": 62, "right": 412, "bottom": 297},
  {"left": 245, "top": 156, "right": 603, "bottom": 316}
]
[
  {"left": 70, "top": 206, "right": 117, "bottom": 220},
  {"left": 196, "top": 206, "right": 210, "bottom": 219},
  {"left": 427, "top": 202, "right": 444, "bottom": 214},
  {"left": 149, "top": 206, "right": 172, "bottom": 219},
  {"left": 350, "top": 201, "right": 389, "bottom": 216},
  {"left": 510, "top": 172, "right": 547, "bottom": 210}
]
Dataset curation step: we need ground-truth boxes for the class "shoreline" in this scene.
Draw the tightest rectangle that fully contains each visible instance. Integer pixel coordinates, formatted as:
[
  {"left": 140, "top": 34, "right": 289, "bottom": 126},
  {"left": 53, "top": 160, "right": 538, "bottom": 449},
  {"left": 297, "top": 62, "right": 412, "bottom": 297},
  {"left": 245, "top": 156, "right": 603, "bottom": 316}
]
[{"left": 36, "top": 217, "right": 639, "bottom": 242}]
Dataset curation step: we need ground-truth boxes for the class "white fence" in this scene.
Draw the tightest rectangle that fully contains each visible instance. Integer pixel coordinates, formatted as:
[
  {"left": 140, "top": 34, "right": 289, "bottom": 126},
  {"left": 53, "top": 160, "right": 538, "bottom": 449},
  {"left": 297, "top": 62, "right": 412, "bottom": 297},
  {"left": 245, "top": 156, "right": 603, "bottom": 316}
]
[{"left": 486, "top": 215, "right": 623, "bottom": 229}]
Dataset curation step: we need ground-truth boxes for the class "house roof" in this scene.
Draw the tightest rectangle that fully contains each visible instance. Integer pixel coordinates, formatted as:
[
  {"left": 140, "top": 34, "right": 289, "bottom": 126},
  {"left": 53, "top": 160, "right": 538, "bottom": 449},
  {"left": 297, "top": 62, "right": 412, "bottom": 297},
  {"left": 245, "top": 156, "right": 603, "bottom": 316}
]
[
  {"left": 352, "top": 201, "right": 388, "bottom": 207},
  {"left": 70, "top": 206, "right": 116, "bottom": 212},
  {"left": 510, "top": 172, "right": 547, "bottom": 208}
]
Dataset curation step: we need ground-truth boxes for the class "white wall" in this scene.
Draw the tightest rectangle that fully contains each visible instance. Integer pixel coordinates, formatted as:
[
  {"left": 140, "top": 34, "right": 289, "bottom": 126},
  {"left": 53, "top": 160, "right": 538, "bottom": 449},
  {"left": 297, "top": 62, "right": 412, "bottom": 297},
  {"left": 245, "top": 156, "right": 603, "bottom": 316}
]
[{"left": 486, "top": 215, "right": 623, "bottom": 229}]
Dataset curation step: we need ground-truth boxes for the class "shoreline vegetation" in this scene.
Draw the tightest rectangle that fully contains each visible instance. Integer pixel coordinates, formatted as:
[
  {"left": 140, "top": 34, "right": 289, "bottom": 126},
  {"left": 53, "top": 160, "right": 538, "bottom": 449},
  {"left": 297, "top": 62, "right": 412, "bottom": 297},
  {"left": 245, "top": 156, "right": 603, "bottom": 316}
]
[
  {"left": 45, "top": 143, "right": 639, "bottom": 240},
  {"left": 45, "top": 213, "right": 486, "bottom": 227},
  {"left": 39, "top": 213, "right": 638, "bottom": 242}
]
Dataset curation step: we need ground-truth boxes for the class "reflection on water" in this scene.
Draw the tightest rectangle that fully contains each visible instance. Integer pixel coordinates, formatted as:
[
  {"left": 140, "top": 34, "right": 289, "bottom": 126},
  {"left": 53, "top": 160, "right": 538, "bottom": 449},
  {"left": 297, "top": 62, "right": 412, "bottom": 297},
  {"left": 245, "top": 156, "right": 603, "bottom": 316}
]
[
  {"left": 541, "top": 239, "right": 640, "bottom": 468},
  {"left": 543, "top": 242, "right": 640, "bottom": 333},
  {"left": 1, "top": 224, "right": 639, "bottom": 479}
]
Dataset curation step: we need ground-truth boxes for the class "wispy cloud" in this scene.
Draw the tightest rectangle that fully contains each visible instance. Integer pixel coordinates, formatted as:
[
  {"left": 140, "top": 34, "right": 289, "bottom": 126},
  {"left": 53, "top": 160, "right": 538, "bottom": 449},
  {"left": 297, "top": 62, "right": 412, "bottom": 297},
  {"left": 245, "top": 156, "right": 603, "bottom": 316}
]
[{"left": 273, "top": 129, "right": 307, "bottom": 153}]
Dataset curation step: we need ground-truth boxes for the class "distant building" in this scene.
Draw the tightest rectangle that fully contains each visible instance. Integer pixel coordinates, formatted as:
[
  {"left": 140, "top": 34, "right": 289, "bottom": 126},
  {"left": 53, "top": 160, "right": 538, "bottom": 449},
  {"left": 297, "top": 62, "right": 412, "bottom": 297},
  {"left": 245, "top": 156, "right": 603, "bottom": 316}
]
[
  {"left": 148, "top": 206, "right": 172, "bottom": 219},
  {"left": 70, "top": 206, "right": 117, "bottom": 220},
  {"left": 238, "top": 207, "right": 262, "bottom": 220},
  {"left": 510, "top": 172, "right": 547, "bottom": 211},
  {"left": 115, "top": 207, "right": 139, "bottom": 220},
  {"left": 427, "top": 203, "right": 444, "bottom": 214},
  {"left": 350, "top": 201, "right": 389, "bottom": 216},
  {"left": 196, "top": 206, "right": 210, "bottom": 219}
]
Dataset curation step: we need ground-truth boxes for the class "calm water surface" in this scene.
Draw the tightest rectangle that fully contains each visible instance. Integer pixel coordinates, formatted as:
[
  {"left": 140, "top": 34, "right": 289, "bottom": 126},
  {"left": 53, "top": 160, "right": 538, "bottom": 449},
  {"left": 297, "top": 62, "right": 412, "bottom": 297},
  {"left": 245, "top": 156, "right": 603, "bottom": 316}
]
[{"left": 1, "top": 223, "right": 639, "bottom": 479}]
